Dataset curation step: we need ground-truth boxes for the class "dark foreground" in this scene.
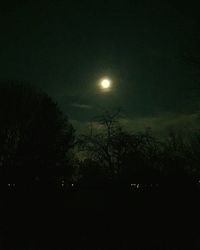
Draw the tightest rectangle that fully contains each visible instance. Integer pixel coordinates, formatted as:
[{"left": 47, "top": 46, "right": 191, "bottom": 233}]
[{"left": 1, "top": 184, "right": 200, "bottom": 249}]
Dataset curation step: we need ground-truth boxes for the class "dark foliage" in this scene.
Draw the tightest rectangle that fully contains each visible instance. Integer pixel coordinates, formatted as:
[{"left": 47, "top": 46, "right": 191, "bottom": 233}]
[{"left": 0, "top": 82, "right": 74, "bottom": 186}]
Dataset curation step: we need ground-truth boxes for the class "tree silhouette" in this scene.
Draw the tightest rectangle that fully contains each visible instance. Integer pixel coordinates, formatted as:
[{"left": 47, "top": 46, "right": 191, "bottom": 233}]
[
  {"left": 78, "top": 111, "right": 162, "bottom": 185},
  {"left": 159, "top": 129, "right": 194, "bottom": 186},
  {"left": 120, "top": 128, "right": 162, "bottom": 184},
  {"left": 78, "top": 110, "right": 124, "bottom": 181},
  {"left": 0, "top": 82, "right": 74, "bottom": 186},
  {"left": 77, "top": 110, "right": 199, "bottom": 187}
]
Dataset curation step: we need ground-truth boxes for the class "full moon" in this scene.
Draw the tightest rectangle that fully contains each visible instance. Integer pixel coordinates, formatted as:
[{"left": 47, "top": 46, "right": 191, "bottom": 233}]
[{"left": 100, "top": 79, "right": 111, "bottom": 89}]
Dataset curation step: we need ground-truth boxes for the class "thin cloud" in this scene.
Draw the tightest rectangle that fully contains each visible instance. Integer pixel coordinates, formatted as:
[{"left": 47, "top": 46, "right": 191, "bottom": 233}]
[
  {"left": 119, "top": 112, "right": 200, "bottom": 135},
  {"left": 70, "top": 112, "right": 200, "bottom": 136},
  {"left": 70, "top": 103, "right": 92, "bottom": 109}
]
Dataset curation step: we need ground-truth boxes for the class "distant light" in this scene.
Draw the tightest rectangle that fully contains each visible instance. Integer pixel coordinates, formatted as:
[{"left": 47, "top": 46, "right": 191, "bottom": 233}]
[
  {"left": 71, "top": 183, "right": 74, "bottom": 187},
  {"left": 131, "top": 184, "right": 136, "bottom": 187}
]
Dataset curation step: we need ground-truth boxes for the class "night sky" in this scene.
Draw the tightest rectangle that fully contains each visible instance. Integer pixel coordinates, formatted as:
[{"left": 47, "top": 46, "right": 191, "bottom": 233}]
[{"left": 0, "top": 1, "right": 200, "bottom": 133}]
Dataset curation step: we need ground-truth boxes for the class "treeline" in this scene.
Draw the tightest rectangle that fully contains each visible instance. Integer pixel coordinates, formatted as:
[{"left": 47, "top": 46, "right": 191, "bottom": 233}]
[
  {"left": 77, "top": 111, "right": 200, "bottom": 188},
  {"left": 0, "top": 82, "right": 200, "bottom": 188}
]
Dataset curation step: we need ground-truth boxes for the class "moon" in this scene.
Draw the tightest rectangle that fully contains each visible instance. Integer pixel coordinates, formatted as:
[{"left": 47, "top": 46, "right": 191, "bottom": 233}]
[{"left": 100, "top": 78, "right": 111, "bottom": 90}]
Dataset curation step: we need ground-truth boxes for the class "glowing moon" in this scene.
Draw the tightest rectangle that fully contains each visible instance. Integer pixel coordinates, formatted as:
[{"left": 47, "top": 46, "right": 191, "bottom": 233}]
[{"left": 100, "top": 79, "right": 111, "bottom": 89}]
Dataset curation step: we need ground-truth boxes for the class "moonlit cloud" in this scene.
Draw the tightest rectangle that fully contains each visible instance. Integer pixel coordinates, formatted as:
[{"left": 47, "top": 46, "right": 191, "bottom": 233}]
[
  {"left": 70, "top": 112, "right": 200, "bottom": 136},
  {"left": 70, "top": 103, "right": 92, "bottom": 109},
  {"left": 120, "top": 113, "right": 200, "bottom": 135}
]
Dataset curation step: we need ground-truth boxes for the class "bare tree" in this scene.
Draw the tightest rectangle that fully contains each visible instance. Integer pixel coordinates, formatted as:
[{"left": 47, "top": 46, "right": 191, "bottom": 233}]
[{"left": 78, "top": 110, "right": 162, "bottom": 183}]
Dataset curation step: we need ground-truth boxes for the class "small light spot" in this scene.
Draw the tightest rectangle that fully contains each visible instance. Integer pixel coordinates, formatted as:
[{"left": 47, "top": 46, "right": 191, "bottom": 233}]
[{"left": 131, "top": 184, "right": 136, "bottom": 187}]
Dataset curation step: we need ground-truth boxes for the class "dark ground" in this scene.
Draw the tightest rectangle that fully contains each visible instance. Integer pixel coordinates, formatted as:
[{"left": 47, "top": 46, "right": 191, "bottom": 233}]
[{"left": 1, "top": 184, "right": 200, "bottom": 249}]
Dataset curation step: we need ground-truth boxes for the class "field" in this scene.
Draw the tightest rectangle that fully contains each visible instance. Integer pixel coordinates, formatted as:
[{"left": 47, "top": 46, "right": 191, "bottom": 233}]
[{"left": 1, "top": 185, "right": 199, "bottom": 249}]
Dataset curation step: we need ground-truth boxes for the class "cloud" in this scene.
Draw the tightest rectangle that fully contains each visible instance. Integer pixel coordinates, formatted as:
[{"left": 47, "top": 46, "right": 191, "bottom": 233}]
[
  {"left": 70, "top": 112, "right": 200, "bottom": 136},
  {"left": 69, "top": 119, "right": 104, "bottom": 134},
  {"left": 70, "top": 103, "right": 92, "bottom": 109},
  {"left": 119, "top": 112, "right": 200, "bottom": 135}
]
